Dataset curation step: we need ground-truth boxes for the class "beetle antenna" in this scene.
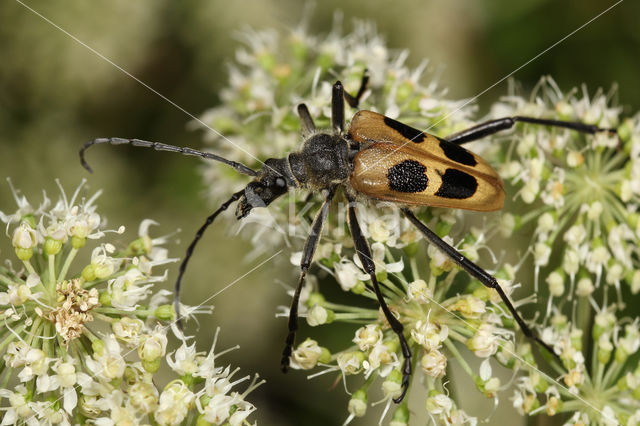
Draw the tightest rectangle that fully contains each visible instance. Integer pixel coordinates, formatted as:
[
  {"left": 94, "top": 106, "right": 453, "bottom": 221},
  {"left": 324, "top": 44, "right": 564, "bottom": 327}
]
[
  {"left": 174, "top": 189, "right": 245, "bottom": 329},
  {"left": 79, "top": 137, "right": 258, "bottom": 177}
]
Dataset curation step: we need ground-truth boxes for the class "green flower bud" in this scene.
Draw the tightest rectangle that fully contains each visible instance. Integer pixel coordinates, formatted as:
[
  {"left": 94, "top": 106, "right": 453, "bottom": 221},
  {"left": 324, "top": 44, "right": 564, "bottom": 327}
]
[
  {"left": 92, "top": 340, "right": 105, "bottom": 357},
  {"left": 598, "top": 346, "right": 612, "bottom": 365},
  {"left": 123, "top": 366, "right": 137, "bottom": 385},
  {"left": 403, "top": 242, "right": 418, "bottom": 257},
  {"left": 15, "top": 248, "right": 33, "bottom": 261},
  {"left": 390, "top": 403, "right": 409, "bottom": 425},
  {"left": 382, "top": 369, "right": 403, "bottom": 400},
  {"left": 142, "top": 358, "right": 161, "bottom": 373},
  {"left": 154, "top": 304, "right": 175, "bottom": 321},
  {"left": 615, "top": 346, "right": 629, "bottom": 364},
  {"left": 306, "top": 292, "right": 325, "bottom": 308},
  {"left": 127, "top": 237, "right": 147, "bottom": 256},
  {"left": 99, "top": 291, "right": 112, "bottom": 307},
  {"left": 44, "top": 237, "right": 63, "bottom": 256},
  {"left": 182, "top": 373, "right": 195, "bottom": 387},
  {"left": 71, "top": 236, "right": 86, "bottom": 249},
  {"left": 531, "top": 373, "right": 549, "bottom": 393},
  {"left": 351, "top": 281, "right": 366, "bottom": 295},
  {"left": 435, "top": 221, "right": 452, "bottom": 238},
  {"left": 318, "top": 346, "right": 332, "bottom": 364},
  {"left": 348, "top": 388, "right": 368, "bottom": 417},
  {"left": 82, "top": 264, "right": 96, "bottom": 282}
]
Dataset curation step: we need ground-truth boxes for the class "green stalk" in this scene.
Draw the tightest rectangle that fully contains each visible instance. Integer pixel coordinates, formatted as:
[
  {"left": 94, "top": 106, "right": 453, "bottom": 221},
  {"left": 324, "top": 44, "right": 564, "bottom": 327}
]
[
  {"left": 48, "top": 253, "right": 56, "bottom": 292},
  {"left": 22, "top": 260, "right": 38, "bottom": 278},
  {"left": 444, "top": 339, "right": 474, "bottom": 377},
  {"left": 57, "top": 247, "right": 78, "bottom": 283}
]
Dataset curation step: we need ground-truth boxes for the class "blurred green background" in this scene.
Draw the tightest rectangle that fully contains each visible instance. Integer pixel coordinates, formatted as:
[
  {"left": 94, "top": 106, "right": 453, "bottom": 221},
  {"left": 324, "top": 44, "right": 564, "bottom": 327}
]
[{"left": 0, "top": 0, "right": 638, "bottom": 424}]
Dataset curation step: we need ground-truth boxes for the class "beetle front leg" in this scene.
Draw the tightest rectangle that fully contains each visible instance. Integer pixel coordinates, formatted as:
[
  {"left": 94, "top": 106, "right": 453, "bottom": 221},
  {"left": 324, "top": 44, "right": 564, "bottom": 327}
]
[
  {"left": 332, "top": 71, "right": 370, "bottom": 134},
  {"left": 281, "top": 187, "right": 336, "bottom": 372},
  {"left": 343, "top": 69, "right": 369, "bottom": 109},
  {"left": 297, "top": 103, "right": 316, "bottom": 139},
  {"left": 331, "top": 81, "right": 346, "bottom": 133},
  {"left": 346, "top": 193, "right": 412, "bottom": 403},
  {"left": 174, "top": 190, "right": 245, "bottom": 329}
]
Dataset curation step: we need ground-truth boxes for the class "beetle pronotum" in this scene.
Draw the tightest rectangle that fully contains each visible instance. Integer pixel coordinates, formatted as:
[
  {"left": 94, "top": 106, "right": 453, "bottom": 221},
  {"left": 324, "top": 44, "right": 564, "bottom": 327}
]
[{"left": 79, "top": 72, "right": 616, "bottom": 403}]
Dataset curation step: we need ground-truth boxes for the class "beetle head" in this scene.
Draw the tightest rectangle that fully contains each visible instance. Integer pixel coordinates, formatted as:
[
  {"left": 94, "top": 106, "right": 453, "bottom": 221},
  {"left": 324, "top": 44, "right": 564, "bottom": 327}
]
[{"left": 235, "top": 158, "right": 292, "bottom": 219}]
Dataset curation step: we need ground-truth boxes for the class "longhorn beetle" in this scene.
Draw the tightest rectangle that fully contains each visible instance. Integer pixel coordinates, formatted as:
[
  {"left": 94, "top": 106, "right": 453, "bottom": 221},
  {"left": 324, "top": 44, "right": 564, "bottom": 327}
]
[{"left": 79, "top": 72, "right": 617, "bottom": 403}]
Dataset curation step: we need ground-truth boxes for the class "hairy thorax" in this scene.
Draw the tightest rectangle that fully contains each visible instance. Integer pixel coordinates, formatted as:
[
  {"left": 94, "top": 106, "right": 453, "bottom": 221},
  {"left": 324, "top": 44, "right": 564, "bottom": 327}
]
[{"left": 287, "top": 133, "right": 351, "bottom": 189}]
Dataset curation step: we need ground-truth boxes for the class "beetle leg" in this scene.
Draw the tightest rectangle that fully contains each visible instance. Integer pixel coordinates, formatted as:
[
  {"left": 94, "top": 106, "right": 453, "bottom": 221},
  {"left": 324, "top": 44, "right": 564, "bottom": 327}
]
[
  {"left": 343, "top": 69, "right": 370, "bottom": 109},
  {"left": 333, "top": 70, "right": 369, "bottom": 134},
  {"left": 346, "top": 193, "right": 412, "bottom": 403},
  {"left": 402, "top": 208, "right": 561, "bottom": 361},
  {"left": 444, "top": 116, "right": 617, "bottom": 145},
  {"left": 297, "top": 104, "right": 316, "bottom": 138},
  {"left": 281, "top": 186, "right": 337, "bottom": 373},
  {"left": 174, "top": 189, "right": 245, "bottom": 329},
  {"left": 332, "top": 81, "right": 346, "bottom": 133}
]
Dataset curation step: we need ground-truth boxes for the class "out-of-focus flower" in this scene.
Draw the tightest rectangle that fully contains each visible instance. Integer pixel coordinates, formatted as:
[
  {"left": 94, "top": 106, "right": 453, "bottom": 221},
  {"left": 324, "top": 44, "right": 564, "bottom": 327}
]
[{"left": 0, "top": 181, "right": 261, "bottom": 424}]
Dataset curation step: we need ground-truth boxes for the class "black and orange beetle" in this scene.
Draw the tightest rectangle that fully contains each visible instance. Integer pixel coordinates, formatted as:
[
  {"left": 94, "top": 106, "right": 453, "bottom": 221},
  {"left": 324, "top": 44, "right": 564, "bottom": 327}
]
[{"left": 79, "top": 72, "right": 616, "bottom": 403}]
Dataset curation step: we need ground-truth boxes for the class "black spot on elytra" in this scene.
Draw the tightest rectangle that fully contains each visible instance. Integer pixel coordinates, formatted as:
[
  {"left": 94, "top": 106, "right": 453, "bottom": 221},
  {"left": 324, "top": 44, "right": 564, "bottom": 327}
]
[
  {"left": 435, "top": 169, "right": 478, "bottom": 199},
  {"left": 439, "top": 140, "right": 477, "bottom": 166},
  {"left": 383, "top": 117, "right": 426, "bottom": 143},
  {"left": 387, "top": 160, "right": 429, "bottom": 193}
]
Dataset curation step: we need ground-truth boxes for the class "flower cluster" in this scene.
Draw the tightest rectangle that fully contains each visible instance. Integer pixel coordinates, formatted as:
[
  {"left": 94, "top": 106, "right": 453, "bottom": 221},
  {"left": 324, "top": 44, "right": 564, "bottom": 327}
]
[
  {"left": 287, "top": 205, "right": 522, "bottom": 425},
  {"left": 511, "top": 306, "right": 640, "bottom": 425},
  {"left": 491, "top": 78, "right": 637, "bottom": 297},
  {"left": 191, "top": 17, "right": 555, "bottom": 425},
  {"left": 0, "top": 181, "right": 261, "bottom": 425},
  {"left": 490, "top": 79, "right": 640, "bottom": 424},
  {"left": 193, "top": 15, "right": 640, "bottom": 426}
]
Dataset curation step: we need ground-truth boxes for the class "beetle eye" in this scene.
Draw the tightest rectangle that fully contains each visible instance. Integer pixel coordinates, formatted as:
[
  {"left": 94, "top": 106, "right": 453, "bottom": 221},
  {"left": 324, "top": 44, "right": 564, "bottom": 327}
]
[{"left": 275, "top": 177, "right": 286, "bottom": 187}]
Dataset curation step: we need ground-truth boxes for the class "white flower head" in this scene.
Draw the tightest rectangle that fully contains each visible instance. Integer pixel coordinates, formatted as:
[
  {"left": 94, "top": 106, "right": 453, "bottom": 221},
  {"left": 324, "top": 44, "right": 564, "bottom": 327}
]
[
  {"left": 353, "top": 324, "right": 383, "bottom": 351},
  {"left": 421, "top": 349, "right": 447, "bottom": 378},
  {"left": 167, "top": 341, "right": 200, "bottom": 376},
  {"left": 411, "top": 320, "right": 448, "bottom": 351},
  {"left": 290, "top": 338, "right": 323, "bottom": 370},
  {"left": 467, "top": 324, "right": 499, "bottom": 357},
  {"left": 155, "top": 380, "right": 195, "bottom": 426}
]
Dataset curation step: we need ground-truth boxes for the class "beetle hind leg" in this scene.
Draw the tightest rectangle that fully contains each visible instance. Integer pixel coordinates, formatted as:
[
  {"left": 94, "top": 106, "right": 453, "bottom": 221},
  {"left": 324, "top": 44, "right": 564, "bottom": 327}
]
[
  {"left": 401, "top": 208, "right": 560, "bottom": 361},
  {"left": 347, "top": 194, "right": 412, "bottom": 403}
]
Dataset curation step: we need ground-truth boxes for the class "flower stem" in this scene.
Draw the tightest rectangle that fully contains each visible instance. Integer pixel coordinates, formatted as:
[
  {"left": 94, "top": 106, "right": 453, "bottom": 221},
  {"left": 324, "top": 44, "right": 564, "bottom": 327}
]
[
  {"left": 0, "top": 323, "right": 25, "bottom": 352},
  {"left": 0, "top": 274, "right": 15, "bottom": 287},
  {"left": 444, "top": 339, "right": 474, "bottom": 377},
  {"left": 48, "top": 253, "right": 56, "bottom": 292},
  {"left": 57, "top": 247, "right": 78, "bottom": 283},
  {"left": 22, "top": 260, "right": 37, "bottom": 277}
]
